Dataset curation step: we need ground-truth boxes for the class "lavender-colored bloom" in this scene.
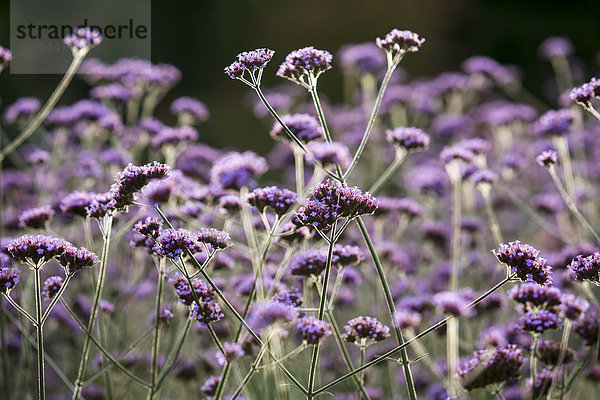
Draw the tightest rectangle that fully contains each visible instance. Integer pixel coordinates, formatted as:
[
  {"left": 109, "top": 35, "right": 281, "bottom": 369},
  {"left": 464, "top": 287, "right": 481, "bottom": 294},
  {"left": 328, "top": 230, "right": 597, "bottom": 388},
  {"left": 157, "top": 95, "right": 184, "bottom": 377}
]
[
  {"left": 277, "top": 47, "right": 333, "bottom": 86},
  {"left": 432, "top": 291, "right": 474, "bottom": 317},
  {"left": 517, "top": 309, "right": 563, "bottom": 333},
  {"left": 218, "top": 195, "right": 241, "bottom": 214},
  {"left": 476, "top": 327, "right": 508, "bottom": 349},
  {"left": 376, "top": 29, "right": 425, "bottom": 54},
  {"left": 475, "top": 101, "right": 537, "bottom": 126},
  {"left": 559, "top": 294, "right": 589, "bottom": 320},
  {"left": 249, "top": 300, "right": 298, "bottom": 330},
  {"left": 42, "top": 276, "right": 63, "bottom": 300},
  {"left": 471, "top": 169, "right": 498, "bottom": 186},
  {"left": 458, "top": 345, "right": 524, "bottom": 391},
  {"left": 153, "top": 229, "right": 198, "bottom": 259},
  {"left": 536, "top": 339, "right": 575, "bottom": 366},
  {"left": 110, "top": 162, "right": 171, "bottom": 210},
  {"left": 151, "top": 125, "right": 198, "bottom": 147},
  {"left": 225, "top": 48, "right": 275, "bottom": 79},
  {"left": 375, "top": 197, "right": 424, "bottom": 219},
  {"left": 569, "top": 81, "right": 595, "bottom": 106},
  {"left": 216, "top": 342, "right": 245, "bottom": 367},
  {"left": 462, "top": 56, "right": 518, "bottom": 86},
  {"left": 273, "top": 287, "right": 304, "bottom": 308},
  {"left": 538, "top": 36, "right": 574, "bottom": 60},
  {"left": 134, "top": 217, "right": 162, "bottom": 239},
  {"left": 536, "top": 149, "right": 558, "bottom": 167},
  {"left": 296, "top": 316, "right": 332, "bottom": 345},
  {"left": 493, "top": 241, "right": 552, "bottom": 286},
  {"left": 305, "top": 141, "right": 351, "bottom": 168},
  {"left": 0, "top": 267, "right": 20, "bottom": 294},
  {"left": 247, "top": 186, "right": 298, "bottom": 216},
  {"left": 289, "top": 249, "right": 328, "bottom": 277},
  {"left": 27, "top": 149, "right": 51, "bottom": 165},
  {"left": 18, "top": 205, "right": 55, "bottom": 229},
  {"left": 170, "top": 97, "right": 210, "bottom": 122},
  {"left": 85, "top": 192, "right": 114, "bottom": 219},
  {"left": 4, "top": 97, "right": 41, "bottom": 125},
  {"left": 210, "top": 151, "right": 267, "bottom": 190},
  {"left": 197, "top": 228, "right": 231, "bottom": 251},
  {"left": 189, "top": 300, "right": 223, "bottom": 327},
  {"left": 573, "top": 312, "right": 598, "bottom": 346},
  {"left": 90, "top": 83, "right": 140, "bottom": 102},
  {"left": 385, "top": 127, "right": 430, "bottom": 152},
  {"left": 57, "top": 245, "right": 99, "bottom": 274},
  {"left": 270, "top": 113, "right": 324, "bottom": 143},
  {"left": 7, "top": 235, "right": 69, "bottom": 265},
  {"left": 439, "top": 145, "right": 475, "bottom": 165},
  {"left": 507, "top": 283, "right": 562, "bottom": 310},
  {"left": 169, "top": 273, "right": 215, "bottom": 305},
  {"left": 64, "top": 27, "right": 102, "bottom": 49},
  {"left": 338, "top": 42, "right": 386, "bottom": 74},
  {"left": 531, "top": 109, "right": 579, "bottom": 137},
  {"left": 341, "top": 316, "right": 390, "bottom": 343},
  {"left": 333, "top": 244, "right": 365, "bottom": 266},
  {"left": 568, "top": 252, "right": 600, "bottom": 284},
  {"left": 200, "top": 375, "right": 220, "bottom": 396},
  {"left": 0, "top": 45, "right": 11, "bottom": 66},
  {"left": 393, "top": 308, "right": 422, "bottom": 330},
  {"left": 139, "top": 117, "right": 166, "bottom": 135}
]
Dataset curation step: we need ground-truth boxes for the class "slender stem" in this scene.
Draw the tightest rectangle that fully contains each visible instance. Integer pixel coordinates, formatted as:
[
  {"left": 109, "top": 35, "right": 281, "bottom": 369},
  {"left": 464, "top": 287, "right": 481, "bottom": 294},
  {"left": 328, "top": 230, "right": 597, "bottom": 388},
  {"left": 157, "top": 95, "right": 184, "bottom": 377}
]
[
  {"left": 0, "top": 49, "right": 89, "bottom": 161},
  {"left": 548, "top": 166, "right": 600, "bottom": 246},
  {"left": 481, "top": 187, "right": 503, "bottom": 246},
  {"left": 40, "top": 273, "right": 73, "bottom": 325},
  {"left": 213, "top": 362, "right": 232, "bottom": 400},
  {"left": 530, "top": 334, "right": 539, "bottom": 400},
  {"left": 293, "top": 145, "right": 305, "bottom": 195},
  {"left": 207, "top": 325, "right": 226, "bottom": 356},
  {"left": 229, "top": 342, "right": 269, "bottom": 400},
  {"left": 72, "top": 215, "right": 114, "bottom": 400},
  {"left": 34, "top": 267, "right": 45, "bottom": 400},
  {"left": 446, "top": 317, "right": 459, "bottom": 397},
  {"left": 154, "top": 319, "right": 192, "bottom": 390},
  {"left": 356, "top": 217, "right": 417, "bottom": 400},
  {"left": 553, "top": 136, "right": 577, "bottom": 230},
  {"left": 584, "top": 105, "right": 600, "bottom": 122},
  {"left": 368, "top": 151, "right": 406, "bottom": 194},
  {"left": 146, "top": 262, "right": 165, "bottom": 400},
  {"left": 343, "top": 64, "right": 397, "bottom": 181},
  {"left": 549, "top": 319, "right": 572, "bottom": 397},
  {"left": 309, "top": 86, "right": 344, "bottom": 179},
  {"left": 358, "top": 342, "right": 366, "bottom": 399},
  {"left": 2, "top": 294, "right": 37, "bottom": 325},
  {"left": 0, "top": 302, "right": 9, "bottom": 396}
]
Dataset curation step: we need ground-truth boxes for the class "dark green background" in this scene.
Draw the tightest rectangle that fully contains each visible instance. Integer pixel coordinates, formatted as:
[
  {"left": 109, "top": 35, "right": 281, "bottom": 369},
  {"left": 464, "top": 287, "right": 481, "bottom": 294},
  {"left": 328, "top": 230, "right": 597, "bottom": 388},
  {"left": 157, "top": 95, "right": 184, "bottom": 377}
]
[{"left": 1, "top": 0, "right": 599, "bottom": 153}]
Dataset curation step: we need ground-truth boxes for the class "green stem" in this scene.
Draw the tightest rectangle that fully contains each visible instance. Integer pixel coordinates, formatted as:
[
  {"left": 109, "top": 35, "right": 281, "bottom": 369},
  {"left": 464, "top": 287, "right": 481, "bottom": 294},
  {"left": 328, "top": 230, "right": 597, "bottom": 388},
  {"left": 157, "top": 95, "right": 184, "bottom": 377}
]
[
  {"left": 368, "top": 152, "right": 406, "bottom": 194},
  {"left": 146, "top": 263, "right": 164, "bottom": 400},
  {"left": 154, "top": 319, "right": 192, "bottom": 390},
  {"left": 40, "top": 273, "right": 73, "bottom": 325},
  {"left": 0, "top": 302, "right": 9, "bottom": 396},
  {"left": 2, "top": 294, "right": 37, "bottom": 325},
  {"left": 229, "top": 342, "right": 269, "bottom": 400},
  {"left": 34, "top": 267, "right": 45, "bottom": 400},
  {"left": 549, "top": 319, "right": 572, "bottom": 398},
  {"left": 529, "top": 334, "right": 539, "bottom": 400},
  {"left": 309, "top": 86, "right": 344, "bottom": 179},
  {"left": 72, "top": 215, "right": 114, "bottom": 400},
  {"left": 481, "top": 187, "right": 503, "bottom": 246}
]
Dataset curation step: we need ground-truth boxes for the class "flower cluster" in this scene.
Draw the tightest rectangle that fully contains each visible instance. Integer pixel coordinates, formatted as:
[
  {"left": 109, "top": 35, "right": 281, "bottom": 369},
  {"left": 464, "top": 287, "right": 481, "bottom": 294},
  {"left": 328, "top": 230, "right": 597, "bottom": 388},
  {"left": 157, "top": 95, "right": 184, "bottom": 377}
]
[
  {"left": 0, "top": 267, "right": 20, "bottom": 295},
  {"left": 42, "top": 276, "right": 63, "bottom": 300},
  {"left": 568, "top": 252, "right": 600, "bottom": 284},
  {"left": 7, "top": 235, "right": 70, "bottom": 266},
  {"left": 270, "top": 113, "right": 324, "bottom": 143},
  {"left": 225, "top": 48, "right": 275, "bottom": 80},
  {"left": 296, "top": 316, "right": 332, "bottom": 345},
  {"left": 276, "top": 47, "right": 333, "bottom": 87},
  {"left": 57, "top": 245, "right": 100, "bottom": 275},
  {"left": 385, "top": 127, "right": 431, "bottom": 152},
  {"left": 63, "top": 27, "right": 102, "bottom": 50},
  {"left": 517, "top": 309, "right": 563, "bottom": 333},
  {"left": 376, "top": 29, "right": 425, "bottom": 56},
  {"left": 153, "top": 229, "right": 199, "bottom": 260},
  {"left": 458, "top": 345, "right": 524, "bottom": 391},
  {"left": 247, "top": 186, "right": 299, "bottom": 216},
  {"left": 18, "top": 205, "right": 55, "bottom": 229},
  {"left": 341, "top": 316, "right": 390, "bottom": 344},
  {"left": 531, "top": 109, "right": 579, "bottom": 137},
  {"left": 493, "top": 241, "right": 552, "bottom": 286},
  {"left": 189, "top": 300, "right": 224, "bottom": 327},
  {"left": 169, "top": 273, "right": 216, "bottom": 305},
  {"left": 109, "top": 162, "right": 171, "bottom": 210}
]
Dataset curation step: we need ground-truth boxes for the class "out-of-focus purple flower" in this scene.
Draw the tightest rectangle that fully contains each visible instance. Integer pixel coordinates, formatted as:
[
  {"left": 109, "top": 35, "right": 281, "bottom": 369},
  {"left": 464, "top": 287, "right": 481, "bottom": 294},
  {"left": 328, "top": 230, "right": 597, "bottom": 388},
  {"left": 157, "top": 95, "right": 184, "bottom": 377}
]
[
  {"left": 559, "top": 294, "right": 589, "bottom": 320},
  {"left": 26, "top": 149, "right": 51, "bottom": 165},
  {"left": 475, "top": 101, "right": 536, "bottom": 127},
  {"left": 507, "top": 283, "right": 562, "bottom": 310},
  {"left": 249, "top": 300, "right": 298, "bottom": 330},
  {"left": 536, "top": 339, "right": 575, "bottom": 366},
  {"left": 153, "top": 229, "right": 199, "bottom": 260},
  {"left": 277, "top": 47, "right": 333, "bottom": 87},
  {"left": 196, "top": 228, "right": 231, "bottom": 251},
  {"left": 531, "top": 109, "right": 579, "bottom": 137},
  {"left": 7, "top": 235, "right": 69, "bottom": 266},
  {"left": 376, "top": 29, "right": 425, "bottom": 55},
  {"left": 134, "top": 217, "right": 162, "bottom": 239},
  {"left": 110, "top": 162, "right": 171, "bottom": 210},
  {"left": 432, "top": 291, "right": 474, "bottom": 317},
  {"left": 0, "top": 267, "right": 20, "bottom": 294},
  {"left": 393, "top": 308, "right": 422, "bottom": 330},
  {"left": 273, "top": 287, "right": 304, "bottom": 308},
  {"left": 338, "top": 42, "right": 386, "bottom": 74},
  {"left": 18, "top": 205, "right": 55, "bottom": 229},
  {"left": 270, "top": 113, "right": 324, "bottom": 143},
  {"left": 289, "top": 249, "right": 328, "bottom": 277},
  {"left": 210, "top": 151, "right": 267, "bottom": 190},
  {"left": 305, "top": 141, "right": 351, "bottom": 168},
  {"left": 151, "top": 125, "right": 198, "bottom": 148},
  {"left": 493, "top": 241, "right": 552, "bottom": 286},
  {"left": 439, "top": 145, "right": 475, "bottom": 165},
  {"left": 85, "top": 192, "right": 114, "bottom": 219},
  {"left": 169, "top": 273, "right": 215, "bottom": 306},
  {"left": 296, "top": 316, "right": 332, "bottom": 345},
  {"left": 476, "top": 327, "right": 508, "bottom": 349},
  {"left": 4, "top": 97, "right": 41, "bottom": 125},
  {"left": 57, "top": 245, "right": 99, "bottom": 275},
  {"left": 375, "top": 197, "right": 424, "bottom": 219},
  {"left": 170, "top": 97, "right": 210, "bottom": 123},
  {"left": 333, "top": 244, "right": 365, "bottom": 266},
  {"left": 247, "top": 186, "right": 298, "bottom": 216},
  {"left": 538, "top": 36, "right": 574, "bottom": 60},
  {"left": 462, "top": 56, "right": 519, "bottom": 86},
  {"left": 216, "top": 342, "right": 245, "bottom": 367},
  {"left": 517, "top": 309, "right": 563, "bottom": 333},
  {"left": 200, "top": 375, "right": 220, "bottom": 396},
  {"left": 64, "top": 27, "right": 102, "bottom": 50},
  {"left": 471, "top": 168, "right": 498, "bottom": 187},
  {"left": 139, "top": 117, "right": 166, "bottom": 135},
  {"left": 458, "top": 344, "right": 524, "bottom": 391},
  {"left": 386, "top": 127, "right": 430, "bottom": 152},
  {"left": 42, "top": 276, "right": 63, "bottom": 300},
  {"left": 218, "top": 195, "right": 241, "bottom": 214},
  {"left": 536, "top": 149, "right": 558, "bottom": 167},
  {"left": 189, "top": 300, "right": 223, "bottom": 327},
  {"left": 0, "top": 45, "right": 12, "bottom": 68},
  {"left": 341, "top": 316, "right": 390, "bottom": 344},
  {"left": 90, "top": 83, "right": 140, "bottom": 102},
  {"left": 568, "top": 252, "right": 600, "bottom": 284},
  {"left": 225, "top": 48, "right": 275, "bottom": 80},
  {"left": 573, "top": 311, "right": 598, "bottom": 346}
]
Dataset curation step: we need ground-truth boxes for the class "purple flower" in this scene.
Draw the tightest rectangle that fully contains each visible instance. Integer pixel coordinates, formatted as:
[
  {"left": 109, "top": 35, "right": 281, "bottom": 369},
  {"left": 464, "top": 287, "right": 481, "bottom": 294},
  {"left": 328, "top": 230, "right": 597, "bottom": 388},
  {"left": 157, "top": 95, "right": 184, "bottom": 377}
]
[
  {"left": 209, "top": 151, "right": 267, "bottom": 190},
  {"left": 296, "top": 316, "right": 332, "bottom": 345},
  {"left": 475, "top": 101, "right": 536, "bottom": 127},
  {"left": 568, "top": 252, "right": 600, "bottom": 284},
  {"left": 536, "top": 150, "right": 558, "bottom": 167},
  {"left": 517, "top": 309, "right": 563, "bottom": 333},
  {"left": 0, "top": 267, "right": 20, "bottom": 294},
  {"left": 57, "top": 245, "right": 99, "bottom": 274},
  {"left": 85, "top": 192, "right": 114, "bottom": 219},
  {"left": 42, "top": 276, "right": 63, "bottom": 301},
  {"left": 559, "top": 294, "right": 589, "bottom": 320},
  {"left": 458, "top": 344, "right": 524, "bottom": 391},
  {"left": 225, "top": 48, "right": 275, "bottom": 80},
  {"left": 462, "top": 56, "right": 519, "bottom": 86},
  {"left": 385, "top": 127, "right": 430, "bottom": 152},
  {"left": 538, "top": 36, "right": 574, "bottom": 60},
  {"left": 247, "top": 186, "right": 299, "bottom": 216},
  {"left": 151, "top": 125, "right": 198, "bottom": 147},
  {"left": 270, "top": 113, "right": 324, "bottom": 143},
  {"left": 18, "top": 205, "right": 55, "bottom": 229},
  {"left": 90, "top": 83, "right": 141, "bottom": 102},
  {"left": 110, "top": 162, "right": 171, "bottom": 210},
  {"left": 273, "top": 287, "right": 304, "bottom": 308},
  {"left": 189, "top": 300, "right": 224, "bottom": 327},
  {"left": 277, "top": 47, "right": 333, "bottom": 87},
  {"left": 440, "top": 145, "right": 475, "bottom": 165},
  {"left": 338, "top": 42, "right": 386, "bottom": 74},
  {"left": 0, "top": 45, "right": 12, "bottom": 66},
  {"left": 432, "top": 291, "right": 474, "bottom": 317},
  {"left": 289, "top": 249, "right": 329, "bottom": 277},
  {"left": 375, "top": 197, "right": 424, "bottom": 219},
  {"left": 376, "top": 29, "right": 425, "bottom": 54},
  {"left": 64, "top": 27, "right": 102, "bottom": 49},
  {"left": 507, "top": 283, "right": 562, "bottom": 310},
  {"left": 169, "top": 273, "right": 215, "bottom": 305},
  {"left": 200, "top": 375, "right": 220, "bottom": 396},
  {"left": 531, "top": 109, "right": 579, "bottom": 137},
  {"left": 569, "top": 81, "right": 596, "bottom": 106},
  {"left": 60, "top": 191, "right": 97, "bottom": 217},
  {"left": 216, "top": 342, "right": 245, "bottom": 367},
  {"left": 27, "top": 149, "right": 51, "bottom": 165},
  {"left": 249, "top": 300, "right": 298, "bottom": 330},
  {"left": 341, "top": 316, "right": 390, "bottom": 343},
  {"left": 4, "top": 97, "right": 41, "bottom": 125},
  {"left": 305, "top": 141, "right": 351, "bottom": 168},
  {"left": 393, "top": 308, "right": 422, "bottom": 330},
  {"left": 153, "top": 229, "right": 199, "bottom": 260},
  {"left": 536, "top": 339, "right": 575, "bottom": 366},
  {"left": 7, "top": 235, "right": 70, "bottom": 266},
  {"left": 134, "top": 217, "right": 163, "bottom": 239},
  {"left": 196, "top": 228, "right": 231, "bottom": 251},
  {"left": 573, "top": 312, "right": 598, "bottom": 346},
  {"left": 493, "top": 241, "right": 552, "bottom": 286},
  {"left": 170, "top": 97, "right": 210, "bottom": 123}
]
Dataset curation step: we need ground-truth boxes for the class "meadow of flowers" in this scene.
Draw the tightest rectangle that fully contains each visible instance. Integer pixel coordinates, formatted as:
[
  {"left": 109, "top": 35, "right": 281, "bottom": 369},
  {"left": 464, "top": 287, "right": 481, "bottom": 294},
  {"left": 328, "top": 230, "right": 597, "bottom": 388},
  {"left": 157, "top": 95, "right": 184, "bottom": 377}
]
[{"left": 1, "top": 26, "right": 600, "bottom": 400}]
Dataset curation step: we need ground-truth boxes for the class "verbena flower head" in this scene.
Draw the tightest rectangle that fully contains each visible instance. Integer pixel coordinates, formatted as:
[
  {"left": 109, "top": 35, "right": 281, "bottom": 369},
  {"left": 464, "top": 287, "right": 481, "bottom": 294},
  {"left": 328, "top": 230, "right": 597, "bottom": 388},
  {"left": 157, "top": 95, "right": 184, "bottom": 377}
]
[
  {"left": 249, "top": 300, "right": 298, "bottom": 330},
  {"left": 376, "top": 29, "right": 425, "bottom": 59},
  {"left": 247, "top": 186, "right": 299, "bottom": 216},
  {"left": 536, "top": 339, "right": 575, "bottom": 366},
  {"left": 440, "top": 145, "right": 475, "bottom": 165},
  {"left": 531, "top": 109, "right": 579, "bottom": 137},
  {"left": 57, "top": 245, "right": 99, "bottom": 275},
  {"left": 432, "top": 291, "right": 474, "bottom": 317},
  {"left": 170, "top": 96, "right": 210, "bottom": 123},
  {"left": 341, "top": 316, "right": 390, "bottom": 344},
  {"left": 289, "top": 249, "right": 329, "bottom": 277},
  {"left": 7, "top": 235, "right": 69, "bottom": 266},
  {"left": 189, "top": 300, "right": 224, "bottom": 327},
  {"left": 305, "top": 141, "right": 351, "bottom": 169},
  {"left": 169, "top": 273, "right": 215, "bottom": 305},
  {"left": 517, "top": 309, "right": 563, "bottom": 333},
  {"left": 536, "top": 149, "right": 558, "bottom": 167},
  {"left": 559, "top": 294, "right": 589, "bottom": 320},
  {"left": 196, "top": 228, "right": 231, "bottom": 251},
  {"left": 209, "top": 151, "right": 267, "bottom": 190},
  {"left": 200, "top": 375, "right": 220, "bottom": 396},
  {"left": 0, "top": 267, "right": 20, "bottom": 295},
  {"left": 42, "top": 276, "right": 63, "bottom": 301},
  {"left": 471, "top": 168, "right": 498, "bottom": 187},
  {"left": 296, "top": 316, "right": 332, "bottom": 345},
  {"left": 277, "top": 46, "right": 333, "bottom": 88},
  {"left": 64, "top": 27, "right": 102, "bottom": 52},
  {"left": 458, "top": 344, "right": 524, "bottom": 391},
  {"left": 60, "top": 191, "right": 97, "bottom": 217},
  {"left": 110, "top": 162, "right": 171, "bottom": 210},
  {"left": 85, "top": 192, "right": 114, "bottom": 219},
  {"left": 0, "top": 45, "right": 11, "bottom": 69},
  {"left": 134, "top": 217, "right": 163, "bottom": 239},
  {"left": 90, "top": 83, "right": 141, "bottom": 103},
  {"left": 153, "top": 229, "right": 199, "bottom": 259},
  {"left": 493, "top": 241, "right": 552, "bottom": 286},
  {"left": 573, "top": 312, "right": 599, "bottom": 346},
  {"left": 569, "top": 80, "right": 599, "bottom": 107},
  {"left": 385, "top": 127, "right": 430, "bottom": 152},
  {"left": 270, "top": 113, "right": 324, "bottom": 143},
  {"left": 18, "top": 205, "right": 55, "bottom": 229},
  {"left": 273, "top": 287, "right": 304, "bottom": 307},
  {"left": 216, "top": 342, "right": 245, "bottom": 367},
  {"left": 338, "top": 42, "right": 386, "bottom": 74},
  {"left": 333, "top": 244, "right": 365, "bottom": 266},
  {"left": 225, "top": 48, "right": 275, "bottom": 81},
  {"left": 4, "top": 97, "right": 41, "bottom": 125},
  {"left": 507, "top": 283, "right": 562, "bottom": 310},
  {"left": 393, "top": 308, "right": 422, "bottom": 330},
  {"left": 462, "top": 56, "right": 519, "bottom": 86},
  {"left": 538, "top": 36, "right": 574, "bottom": 60},
  {"left": 568, "top": 252, "right": 600, "bottom": 284},
  {"left": 151, "top": 125, "right": 198, "bottom": 148}
]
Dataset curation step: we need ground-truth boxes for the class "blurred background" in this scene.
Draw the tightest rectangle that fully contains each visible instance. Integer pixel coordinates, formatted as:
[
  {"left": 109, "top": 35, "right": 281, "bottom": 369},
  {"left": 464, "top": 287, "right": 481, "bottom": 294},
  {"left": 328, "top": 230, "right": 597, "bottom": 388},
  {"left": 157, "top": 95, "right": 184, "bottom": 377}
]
[{"left": 1, "top": 0, "right": 599, "bottom": 153}]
